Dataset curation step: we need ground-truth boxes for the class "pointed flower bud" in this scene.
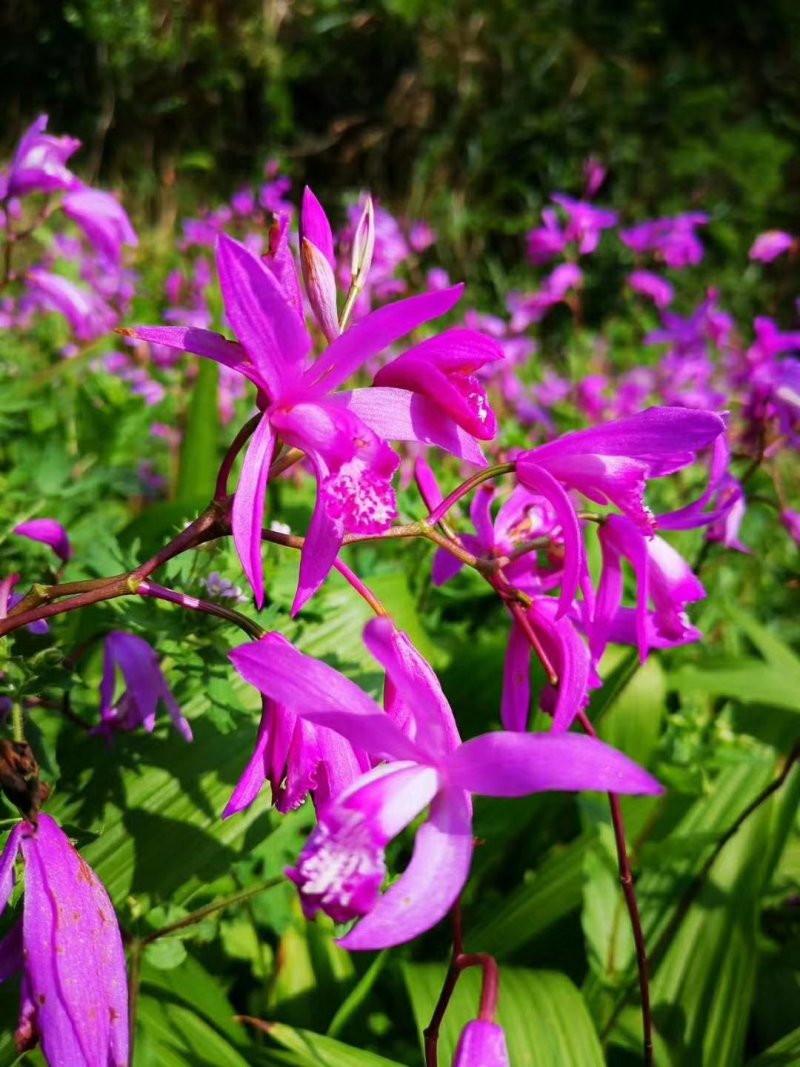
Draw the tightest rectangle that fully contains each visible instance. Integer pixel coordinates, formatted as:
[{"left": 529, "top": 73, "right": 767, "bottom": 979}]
[{"left": 351, "top": 195, "right": 375, "bottom": 284}]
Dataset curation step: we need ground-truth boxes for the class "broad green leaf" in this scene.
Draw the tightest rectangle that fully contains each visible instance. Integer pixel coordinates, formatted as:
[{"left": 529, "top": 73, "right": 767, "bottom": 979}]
[
  {"left": 468, "top": 833, "right": 590, "bottom": 955},
  {"left": 403, "top": 963, "right": 604, "bottom": 1067},
  {"left": 176, "top": 358, "right": 219, "bottom": 502},
  {"left": 671, "top": 663, "right": 800, "bottom": 713},
  {"left": 269, "top": 913, "right": 356, "bottom": 1029},
  {"left": 265, "top": 1022, "right": 406, "bottom": 1067}
]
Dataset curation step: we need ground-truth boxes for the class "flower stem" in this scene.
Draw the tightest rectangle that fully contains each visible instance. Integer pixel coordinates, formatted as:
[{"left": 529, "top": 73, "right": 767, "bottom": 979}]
[
  {"left": 138, "top": 581, "right": 265, "bottom": 639},
  {"left": 214, "top": 413, "right": 261, "bottom": 501},
  {"left": 577, "top": 708, "right": 653, "bottom": 1067},
  {"left": 427, "top": 463, "right": 516, "bottom": 526}
]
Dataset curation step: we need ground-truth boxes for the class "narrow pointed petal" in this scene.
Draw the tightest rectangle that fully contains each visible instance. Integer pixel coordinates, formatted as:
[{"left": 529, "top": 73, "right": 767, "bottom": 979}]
[
  {"left": 515, "top": 460, "right": 583, "bottom": 615},
  {"left": 216, "top": 233, "right": 310, "bottom": 398},
  {"left": 501, "top": 622, "right": 532, "bottom": 731},
  {"left": 363, "top": 618, "right": 461, "bottom": 755},
  {"left": 301, "top": 237, "right": 340, "bottom": 341},
  {"left": 0, "top": 826, "right": 22, "bottom": 915},
  {"left": 21, "top": 816, "right": 129, "bottom": 1067},
  {"left": 122, "top": 325, "right": 247, "bottom": 372},
  {"left": 222, "top": 711, "right": 269, "bottom": 818},
  {"left": 230, "top": 635, "right": 421, "bottom": 762},
  {"left": 447, "top": 732, "right": 663, "bottom": 796},
  {"left": 532, "top": 407, "right": 725, "bottom": 470},
  {"left": 300, "top": 186, "right": 335, "bottom": 268},
  {"left": 231, "top": 414, "right": 275, "bottom": 609},
  {"left": 340, "top": 388, "right": 486, "bottom": 465},
  {"left": 339, "top": 786, "right": 473, "bottom": 950},
  {"left": 305, "top": 285, "right": 464, "bottom": 395},
  {"left": 292, "top": 487, "right": 344, "bottom": 616}
]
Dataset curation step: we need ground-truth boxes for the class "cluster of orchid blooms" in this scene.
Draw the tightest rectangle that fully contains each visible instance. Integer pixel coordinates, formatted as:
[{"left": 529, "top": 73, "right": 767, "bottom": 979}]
[{"left": 0, "top": 117, "right": 797, "bottom": 1067}]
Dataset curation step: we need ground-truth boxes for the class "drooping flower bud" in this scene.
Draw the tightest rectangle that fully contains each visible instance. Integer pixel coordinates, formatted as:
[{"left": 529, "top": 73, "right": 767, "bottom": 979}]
[{"left": 453, "top": 1021, "right": 510, "bottom": 1067}]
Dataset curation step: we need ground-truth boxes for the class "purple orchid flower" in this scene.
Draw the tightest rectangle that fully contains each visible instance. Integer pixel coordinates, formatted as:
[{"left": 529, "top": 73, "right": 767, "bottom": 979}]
[
  {"left": 13, "top": 518, "right": 72, "bottom": 563},
  {"left": 583, "top": 156, "right": 607, "bottom": 199},
  {"left": 418, "top": 468, "right": 588, "bottom": 731},
  {"left": 620, "top": 213, "right": 709, "bottom": 269},
  {"left": 93, "top": 631, "right": 191, "bottom": 742},
  {"left": 230, "top": 619, "right": 662, "bottom": 950},
  {"left": 2, "top": 115, "right": 81, "bottom": 200},
  {"left": 129, "top": 193, "right": 501, "bottom": 612},
  {"left": 591, "top": 514, "right": 705, "bottom": 667},
  {"left": 749, "top": 230, "right": 794, "bottom": 263},
  {"left": 551, "top": 194, "right": 618, "bottom": 256},
  {"left": 223, "top": 635, "right": 370, "bottom": 817},
  {"left": 454, "top": 1021, "right": 510, "bottom": 1067},
  {"left": 516, "top": 406, "right": 726, "bottom": 614},
  {"left": 62, "top": 188, "right": 138, "bottom": 265},
  {"left": 26, "top": 267, "right": 115, "bottom": 342},
  {"left": 507, "top": 263, "right": 583, "bottom": 330},
  {"left": 0, "top": 815, "right": 128, "bottom": 1065}
]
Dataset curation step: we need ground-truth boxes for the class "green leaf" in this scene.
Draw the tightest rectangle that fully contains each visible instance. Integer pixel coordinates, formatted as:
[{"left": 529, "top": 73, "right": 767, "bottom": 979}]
[
  {"left": 176, "top": 358, "right": 219, "bottom": 503},
  {"left": 746, "top": 1026, "right": 800, "bottom": 1066},
  {"left": 403, "top": 963, "right": 604, "bottom": 1066},
  {"left": 468, "top": 834, "right": 590, "bottom": 955},
  {"left": 264, "top": 1022, "right": 406, "bottom": 1067},
  {"left": 670, "top": 662, "right": 800, "bottom": 713}
]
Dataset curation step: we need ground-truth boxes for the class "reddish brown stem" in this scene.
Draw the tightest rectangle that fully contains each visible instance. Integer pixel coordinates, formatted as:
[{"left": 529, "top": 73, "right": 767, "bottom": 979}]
[
  {"left": 214, "top": 413, "right": 261, "bottom": 501},
  {"left": 577, "top": 708, "right": 653, "bottom": 1067}
]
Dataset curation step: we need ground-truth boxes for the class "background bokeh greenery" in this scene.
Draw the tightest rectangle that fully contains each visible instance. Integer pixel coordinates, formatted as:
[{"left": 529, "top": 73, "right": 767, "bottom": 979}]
[{"left": 4, "top": 0, "right": 800, "bottom": 263}]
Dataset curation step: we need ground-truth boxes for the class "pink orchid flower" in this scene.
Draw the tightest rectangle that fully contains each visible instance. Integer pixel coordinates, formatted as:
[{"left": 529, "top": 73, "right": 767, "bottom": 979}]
[
  {"left": 230, "top": 619, "right": 662, "bottom": 950},
  {"left": 130, "top": 189, "right": 501, "bottom": 612}
]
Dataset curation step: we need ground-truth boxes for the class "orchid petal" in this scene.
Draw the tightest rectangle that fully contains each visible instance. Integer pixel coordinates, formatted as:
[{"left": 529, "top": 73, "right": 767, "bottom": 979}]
[
  {"left": 232, "top": 414, "right": 275, "bottom": 609},
  {"left": 515, "top": 459, "right": 583, "bottom": 616},
  {"left": 300, "top": 186, "right": 335, "bottom": 269},
  {"left": 292, "top": 483, "right": 344, "bottom": 616},
  {"left": 305, "top": 285, "right": 464, "bottom": 395},
  {"left": 13, "top": 519, "right": 72, "bottom": 562},
  {"left": 123, "top": 325, "right": 246, "bottom": 372},
  {"left": 363, "top": 618, "right": 461, "bottom": 756},
  {"left": 532, "top": 407, "right": 725, "bottom": 468},
  {"left": 230, "top": 635, "right": 422, "bottom": 762},
  {"left": 0, "top": 826, "right": 22, "bottom": 916},
  {"left": 448, "top": 732, "right": 663, "bottom": 796},
  {"left": 340, "top": 387, "right": 486, "bottom": 465},
  {"left": 432, "top": 548, "right": 465, "bottom": 586},
  {"left": 216, "top": 233, "right": 309, "bottom": 399},
  {"left": 501, "top": 622, "right": 532, "bottom": 732},
  {"left": 21, "top": 816, "right": 129, "bottom": 1067},
  {"left": 339, "top": 786, "right": 473, "bottom": 950}
]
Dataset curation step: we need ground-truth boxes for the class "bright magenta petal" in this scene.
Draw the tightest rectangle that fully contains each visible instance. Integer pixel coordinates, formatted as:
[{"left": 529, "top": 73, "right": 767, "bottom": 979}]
[
  {"left": 340, "top": 387, "right": 486, "bottom": 465},
  {"left": 515, "top": 460, "right": 584, "bottom": 616},
  {"left": 125, "top": 325, "right": 247, "bottom": 372},
  {"left": 501, "top": 622, "right": 531, "bottom": 731},
  {"left": 232, "top": 414, "right": 275, "bottom": 609},
  {"left": 230, "top": 638, "right": 426, "bottom": 763},
  {"left": 448, "top": 732, "right": 663, "bottom": 796},
  {"left": 216, "top": 233, "right": 310, "bottom": 399},
  {"left": 339, "top": 786, "right": 473, "bottom": 950},
  {"left": 363, "top": 618, "right": 461, "bottom": 756}
]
